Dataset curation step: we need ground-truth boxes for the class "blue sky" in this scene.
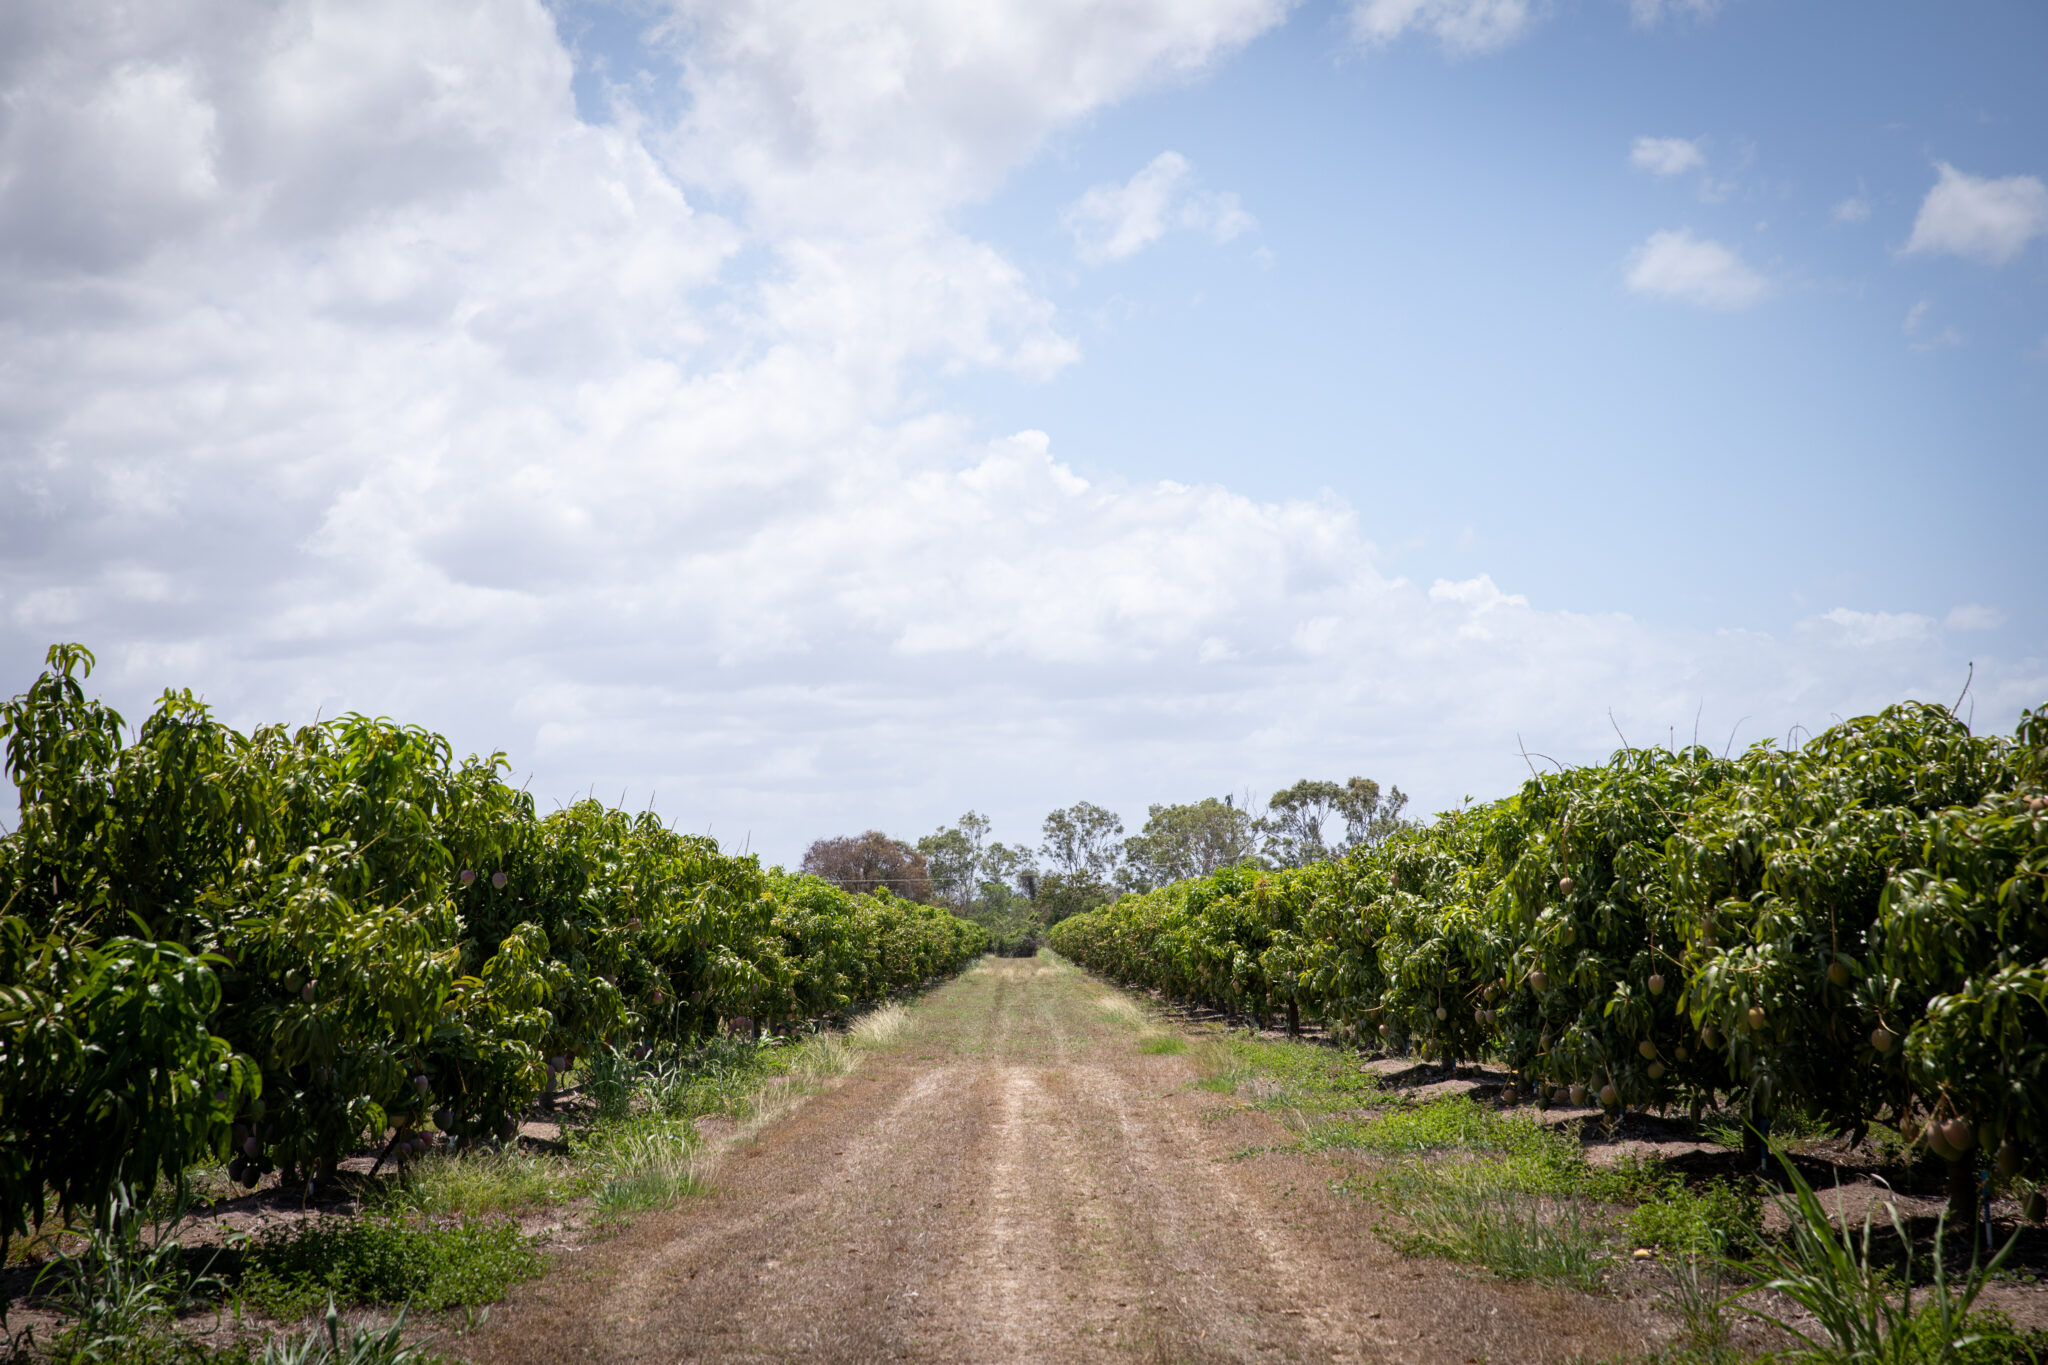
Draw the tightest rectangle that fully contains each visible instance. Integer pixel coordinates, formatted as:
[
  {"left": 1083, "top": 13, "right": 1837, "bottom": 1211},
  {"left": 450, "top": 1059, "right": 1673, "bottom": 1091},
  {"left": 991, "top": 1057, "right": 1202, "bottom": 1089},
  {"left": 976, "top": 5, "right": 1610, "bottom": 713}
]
[
  {"left": 950, "top": 1, "right": 2048, "bottom": 635},
  {"left": 0, "top": 0, "right": 2042, "bottom": 862}
]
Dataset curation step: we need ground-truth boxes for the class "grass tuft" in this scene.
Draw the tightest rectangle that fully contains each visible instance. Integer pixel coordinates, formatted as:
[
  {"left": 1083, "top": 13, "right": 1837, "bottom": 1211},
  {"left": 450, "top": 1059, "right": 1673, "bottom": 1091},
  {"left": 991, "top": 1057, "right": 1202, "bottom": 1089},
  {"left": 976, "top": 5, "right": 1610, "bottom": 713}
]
[
  {"left": 849, "top": 1003, "right": 909, "bottom": 1050},
  {"left": 1373, "top": 1181, "right": 1612, "bottom": 1294},
  {"left": 576, "top": 1119, "right": 705, "bottom": 1215},
  {"left": 1731, "top": 1155, "right": 2032, "bottom": 1365}
]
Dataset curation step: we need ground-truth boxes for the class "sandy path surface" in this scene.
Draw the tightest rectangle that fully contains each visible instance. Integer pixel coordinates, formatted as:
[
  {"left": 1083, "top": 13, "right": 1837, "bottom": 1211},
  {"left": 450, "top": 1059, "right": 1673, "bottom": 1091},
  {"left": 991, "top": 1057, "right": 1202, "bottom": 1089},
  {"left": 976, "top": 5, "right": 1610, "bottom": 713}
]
[{"left": 458, "top": 956, "right": 1649, "bottom": 1364}]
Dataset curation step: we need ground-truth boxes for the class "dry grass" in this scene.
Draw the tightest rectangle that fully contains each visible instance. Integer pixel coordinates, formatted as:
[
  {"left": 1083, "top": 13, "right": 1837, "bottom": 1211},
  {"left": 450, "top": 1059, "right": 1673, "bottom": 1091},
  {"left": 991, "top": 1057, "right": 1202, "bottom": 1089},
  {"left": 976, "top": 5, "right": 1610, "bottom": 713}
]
[
  {"left": 1094, "top": 994, "right": 1148, "bottom": 1029},
  {"left": 848, "top": 1002, "right": 910, "bottom": 1050}
]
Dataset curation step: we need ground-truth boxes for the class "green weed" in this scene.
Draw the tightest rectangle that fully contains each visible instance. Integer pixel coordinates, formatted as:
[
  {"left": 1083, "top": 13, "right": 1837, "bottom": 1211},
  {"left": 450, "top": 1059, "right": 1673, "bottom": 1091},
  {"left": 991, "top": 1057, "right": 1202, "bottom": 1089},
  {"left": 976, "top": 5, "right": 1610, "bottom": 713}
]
[
  {"left": 259, "top": 1302, "right": 444, "bottom": 1365},
  {"left": 1733, "top": 1155, "right": 2022, "bottom": 1365},
  {"left": 237, "top": 1214, "right": 540, "bottom": 1317},
  {"left": 31, "top": 1184, "right": 233, "bottom": 1365},
  {"left": 1624, "top": 1178, "right": 1764, "bottom": 1259},
  {"left": 1138, "top": 1035, "right": 1187, "bottom": 1055},
  {"left": 1313, "top": 1096, "right": 1548, "bottom": 1154},
  {"left": 1653, "top": 1255, "right": 1741, "bottom": 1364}
]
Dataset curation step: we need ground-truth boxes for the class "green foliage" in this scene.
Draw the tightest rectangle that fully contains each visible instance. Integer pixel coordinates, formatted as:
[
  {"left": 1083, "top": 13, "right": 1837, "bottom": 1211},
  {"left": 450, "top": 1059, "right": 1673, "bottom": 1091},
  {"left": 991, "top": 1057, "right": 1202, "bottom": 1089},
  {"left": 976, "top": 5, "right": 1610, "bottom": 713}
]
[
  {"left": 1323, "top": 1096, "right": 1558, "bottom": 1156},
  {"left": 0, "top": 925, "right": 253, "bottom": 1249},
  {"left": 0, "top": 644, "right": 984, "bottom": 1249},
  {"left": 238, "top": 1214, "right": 540, "bottom": 1316},
  {"left": 1122, "top": 798, "right": 1260, "bottom": 891},
  {"left": 1054, "top": 698, "right": 2048, "bottom": 1185},
  {"left": 1262, "top": 776, "right": 1409, "bottom": 869},
  {"left": 578, "top": 1120, "right": 703, "bottom": 1215},
  {"left": 1187, "top": 1029, "right": 1382, "bottom": 1114}
]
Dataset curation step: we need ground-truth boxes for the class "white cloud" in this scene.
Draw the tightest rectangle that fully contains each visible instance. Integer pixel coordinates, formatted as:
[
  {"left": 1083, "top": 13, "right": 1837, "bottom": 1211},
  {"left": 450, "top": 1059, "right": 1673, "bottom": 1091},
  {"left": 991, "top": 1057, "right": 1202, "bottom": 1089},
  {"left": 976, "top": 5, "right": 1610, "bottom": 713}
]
[
  {"left": 1903, "top": 162, "right": 2048, "bottom": 266},
  {"left": 1, "top": 0, "right": 2036, "bottom": 864},
  {"left": 1901, "top": 299, "right": 1962, "bottom": 350},
  {"left": 1625, "top": 228, "right": 1767, "bottom": 309},
  {"left": 1630, "top": 136, "right": 1703, "bottom": 177},
  {"left": 1833, "top": 194, "right": 1871, "bottom": 224},
  {"left": 1816, "top": 609, "right": 1937, "bottom": 649},
  {"left": 1945, "top": 604, "right": 2006, "bottom": 632},
  {"left": 1348, "top": 0, "right": 1540, "bottom": 55},
  {"left": 660, "top": 0, "right": 1289, "bottom": 233},
  {"left": 1062, "top": 151, "right": 1254, "bottom": 264}
]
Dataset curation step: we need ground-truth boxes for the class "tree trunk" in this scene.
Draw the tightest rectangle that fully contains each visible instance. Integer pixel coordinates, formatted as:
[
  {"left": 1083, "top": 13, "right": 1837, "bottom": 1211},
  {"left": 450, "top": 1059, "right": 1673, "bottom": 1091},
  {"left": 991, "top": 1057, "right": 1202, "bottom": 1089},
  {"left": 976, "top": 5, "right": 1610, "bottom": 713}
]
[
  {"left": 1946, "top": 1158, "right": 1979, "bottom": 1228},
  {"left": 1743, "top": 1112, "right": 1770, "bottom": 1174},
  {"left": 1286, "top": 999, "right": 1300, "bottom": 1038}
]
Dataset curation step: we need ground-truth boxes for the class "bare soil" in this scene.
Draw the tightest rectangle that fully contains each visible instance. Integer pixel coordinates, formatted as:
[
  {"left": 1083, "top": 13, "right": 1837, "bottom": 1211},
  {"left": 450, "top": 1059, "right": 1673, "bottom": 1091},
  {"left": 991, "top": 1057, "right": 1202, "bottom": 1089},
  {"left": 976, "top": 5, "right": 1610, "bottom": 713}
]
[{"left": 457, "top": 956, "right": 1658, "bottom": 1364}]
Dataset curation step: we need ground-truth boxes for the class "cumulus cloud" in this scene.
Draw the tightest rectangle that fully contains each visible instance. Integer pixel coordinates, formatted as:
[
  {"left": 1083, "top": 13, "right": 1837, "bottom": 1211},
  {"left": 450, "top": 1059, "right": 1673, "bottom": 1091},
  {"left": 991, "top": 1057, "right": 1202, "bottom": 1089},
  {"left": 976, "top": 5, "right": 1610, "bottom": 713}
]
[
  {"left": 1904, "top": 162, "right": 2048, "bottom": 266},
  {"left": 1630, "top": 136, "right": 1703, "bottom": 177},
  {"left": 0, "top": 0, "right": 2034, "bottom": 862},
  {"left": 1062, "top": 151, "right": 1254, "bottom": 264},
  {"left": 1833, "top": 194, "right": 1872, "bottom": 224},
  {"left": 1348, "top": 0, "right": 1540, "bottom": 55},
  {"left": 1625, "top": 228, "right": 1767, "bottom": 309}
]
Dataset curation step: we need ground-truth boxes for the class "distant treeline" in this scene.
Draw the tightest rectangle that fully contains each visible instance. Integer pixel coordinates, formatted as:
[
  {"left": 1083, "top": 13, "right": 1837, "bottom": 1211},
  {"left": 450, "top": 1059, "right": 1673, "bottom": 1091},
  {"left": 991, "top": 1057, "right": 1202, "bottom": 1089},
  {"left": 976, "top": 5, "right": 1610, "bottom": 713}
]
[{"left": 800, "top": 777, "right": 1413, "bottom": 932}]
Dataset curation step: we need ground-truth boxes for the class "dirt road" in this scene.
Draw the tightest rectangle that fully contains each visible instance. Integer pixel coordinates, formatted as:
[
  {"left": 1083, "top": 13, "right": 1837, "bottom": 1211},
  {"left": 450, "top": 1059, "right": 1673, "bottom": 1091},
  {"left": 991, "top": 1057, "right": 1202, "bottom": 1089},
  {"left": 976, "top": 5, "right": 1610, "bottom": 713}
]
[{"left": 461, "top": 955, "right": 1649, "bottom": 1364}]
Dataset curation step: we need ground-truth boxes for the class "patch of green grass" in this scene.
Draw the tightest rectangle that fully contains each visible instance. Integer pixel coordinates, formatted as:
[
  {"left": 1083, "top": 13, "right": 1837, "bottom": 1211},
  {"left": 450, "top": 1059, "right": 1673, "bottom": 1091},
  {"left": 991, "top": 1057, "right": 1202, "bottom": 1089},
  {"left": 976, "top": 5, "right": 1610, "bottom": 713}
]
[
  {"left": 374, "top": 1146, "right": 580, "bottom": 1218},
  {"left": 1329, "top": 1102, "right": 1755, "bottom": 1295},
  {"left": 1904, "top": 1307, "right": 2048, "bottom": 1365},
  {"left": 573, "top": 1117, "right": 704, "bottom": 1215},
  {"left": 1187, "top": 1033, "right": 1380, "bottom": 1113},
  {"left": 1347, "top": 1133, "right": 1617, "bottom": 1294},
  {"left": 1373, "top": 1182, "right": 1613, "bottom": 1294},
  {"left": 1310, "top": 1096, "right": 1549, "bottom": 1154},
  {"left": 636, "top": 1034, "right": 801, "bottom": 1121},
  {"left": 1138, "top": 1035, "right": 1187, "bottom": 1055},
  {"left": 1623, "top": 1177, "right": 1764, "bottom": 1259},
  {"left": 237, "top": 1214, "right": 541, "bottom": 1316}
]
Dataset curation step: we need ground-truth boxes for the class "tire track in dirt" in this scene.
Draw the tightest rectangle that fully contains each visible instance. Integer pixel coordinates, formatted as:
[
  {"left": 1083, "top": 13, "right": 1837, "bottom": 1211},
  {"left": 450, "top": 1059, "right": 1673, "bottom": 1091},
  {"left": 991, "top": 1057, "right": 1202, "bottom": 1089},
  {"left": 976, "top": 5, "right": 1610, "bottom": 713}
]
[{"left": 457, "top": 957, "right": 1651, "bottom": 1365}]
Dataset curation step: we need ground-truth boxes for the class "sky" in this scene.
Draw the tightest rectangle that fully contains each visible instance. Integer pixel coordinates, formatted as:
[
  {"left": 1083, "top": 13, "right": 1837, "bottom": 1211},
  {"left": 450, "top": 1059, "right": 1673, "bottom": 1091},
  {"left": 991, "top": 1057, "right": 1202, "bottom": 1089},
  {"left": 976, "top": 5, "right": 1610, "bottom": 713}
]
[{"left": 1, "top": 0, "right": 2043, "bottom": 866}]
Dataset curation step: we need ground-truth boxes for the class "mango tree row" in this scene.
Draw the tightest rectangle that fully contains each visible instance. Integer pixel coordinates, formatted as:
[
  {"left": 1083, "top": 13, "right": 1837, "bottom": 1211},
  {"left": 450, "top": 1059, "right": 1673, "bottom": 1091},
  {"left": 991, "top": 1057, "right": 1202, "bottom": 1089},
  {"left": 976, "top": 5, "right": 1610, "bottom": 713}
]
[
  {"left": 1052, "top": 700, "right": 2048, "bottom": 1212},
  {"left": 0, "top": 645, "right": 984, "bottom": 1250}
]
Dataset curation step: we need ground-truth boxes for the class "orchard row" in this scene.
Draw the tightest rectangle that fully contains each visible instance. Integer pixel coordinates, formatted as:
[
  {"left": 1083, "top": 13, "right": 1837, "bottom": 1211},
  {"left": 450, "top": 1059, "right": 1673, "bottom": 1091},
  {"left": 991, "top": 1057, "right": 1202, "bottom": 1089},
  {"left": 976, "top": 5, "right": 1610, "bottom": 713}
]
[
  {"left": 1052, "top": 700, "right": 2048, "bottom": 1201},
  {"left": 0, "top": 646, "right": 984, "bottom": 1249}
]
